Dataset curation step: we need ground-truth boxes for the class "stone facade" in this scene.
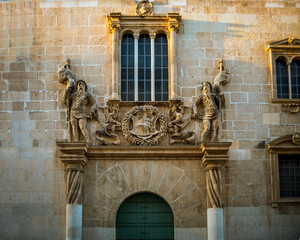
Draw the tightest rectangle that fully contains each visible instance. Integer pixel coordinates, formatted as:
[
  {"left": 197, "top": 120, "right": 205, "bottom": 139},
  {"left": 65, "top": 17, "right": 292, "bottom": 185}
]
[{"left": 0, "top": 0, "right": 300, "bottom": 240}]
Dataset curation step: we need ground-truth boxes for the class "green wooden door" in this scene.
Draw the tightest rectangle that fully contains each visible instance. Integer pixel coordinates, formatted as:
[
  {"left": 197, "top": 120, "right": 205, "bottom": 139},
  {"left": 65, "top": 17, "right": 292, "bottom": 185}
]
[{"left": 116, "top": 193, "right": 174, "bottom": 240}]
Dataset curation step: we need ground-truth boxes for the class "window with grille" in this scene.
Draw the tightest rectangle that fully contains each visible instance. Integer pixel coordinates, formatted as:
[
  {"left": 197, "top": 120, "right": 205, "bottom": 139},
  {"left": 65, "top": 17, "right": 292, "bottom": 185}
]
[
  {"left": 267, "top": 133, "right": 300, "bottom": 207},
  {"left": 121, "top": 33, "right": 169, "bottom": 102},
  {"left": 278, "top": 154, "right": 300, "bottom": 198},
  {"left": 276, "top": 58, "right": 300, "bottom": 99}
]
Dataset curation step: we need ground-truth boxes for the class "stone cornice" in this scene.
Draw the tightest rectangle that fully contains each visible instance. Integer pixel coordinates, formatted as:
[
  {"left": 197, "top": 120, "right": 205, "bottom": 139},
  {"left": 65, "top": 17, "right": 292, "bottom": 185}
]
[{"left": 56, "top": 141, "right": 232, "bottom": 162}]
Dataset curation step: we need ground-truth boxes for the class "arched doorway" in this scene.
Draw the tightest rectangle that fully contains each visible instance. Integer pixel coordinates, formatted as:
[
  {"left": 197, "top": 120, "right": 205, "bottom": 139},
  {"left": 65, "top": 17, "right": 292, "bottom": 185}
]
[{"left": 116, "top": 192, "right": 174, "bottom": 240}]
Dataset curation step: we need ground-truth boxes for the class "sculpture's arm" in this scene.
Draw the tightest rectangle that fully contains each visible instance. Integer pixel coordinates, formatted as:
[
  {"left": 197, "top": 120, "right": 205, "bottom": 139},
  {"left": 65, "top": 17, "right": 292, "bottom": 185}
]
[{"left": 192, "top": 96, "right": 202, "bottom": 118}]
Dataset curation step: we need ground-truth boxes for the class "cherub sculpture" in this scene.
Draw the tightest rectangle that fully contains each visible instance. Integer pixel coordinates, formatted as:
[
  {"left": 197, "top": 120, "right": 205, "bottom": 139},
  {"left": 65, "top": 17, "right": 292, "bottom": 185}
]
[
  {"left": 95, "top": 100, "right": 121, "bottom": 145},
  {"left": 168, "top": 100, "right": 195, "bottom": 144},
  {"left": 192, "top": 59, "right": 230, "bottom": 142},
  {"left": 58, "top": 59, "right": 100, "bottom": 143}
]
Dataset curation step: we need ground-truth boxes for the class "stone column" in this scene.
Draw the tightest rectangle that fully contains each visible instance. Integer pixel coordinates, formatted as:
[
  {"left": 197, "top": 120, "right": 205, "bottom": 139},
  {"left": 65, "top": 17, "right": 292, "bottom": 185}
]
[
  {"left": 57, "top": 142, "right": 89, "bottom": 240},
  {"left": 150, "top": 33, "right": 156, "bottom": 101},
  {"left": 134, "top": 33, "right": 139, "bottom": 101},
  {"left": 201, "top": 142, "right": 231, "bottom": 240},
  {"left": 107, "top": 13, "right": 121, "bottom": 100},
  {"left": 167, "top": 13, "right": 181, "bottom": 100}
]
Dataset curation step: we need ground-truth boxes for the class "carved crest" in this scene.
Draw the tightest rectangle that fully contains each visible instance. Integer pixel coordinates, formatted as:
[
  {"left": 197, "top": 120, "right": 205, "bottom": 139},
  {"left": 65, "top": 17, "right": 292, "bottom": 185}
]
[
  {"left": 136, "top": 0, "right": 153, "bottom": 16},
  {"left": 281, "top": 103, "right": 300, "bottom": 114},
  {"left": 122, "top": 105, "right": 167, "bottom": 145}
]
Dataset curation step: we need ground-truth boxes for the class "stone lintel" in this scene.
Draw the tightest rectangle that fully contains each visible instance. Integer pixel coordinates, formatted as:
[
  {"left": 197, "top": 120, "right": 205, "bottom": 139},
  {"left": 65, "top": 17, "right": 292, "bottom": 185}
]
[
  {"left": 87, "top": 145, "right": 202, "bottom": 160},
  {"left": 200, "top": 142, "right": 232, "bottom": 171}
]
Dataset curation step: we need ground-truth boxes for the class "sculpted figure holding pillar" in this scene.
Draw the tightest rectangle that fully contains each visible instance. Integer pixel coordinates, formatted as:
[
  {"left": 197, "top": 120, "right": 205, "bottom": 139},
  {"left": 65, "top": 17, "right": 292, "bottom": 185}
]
[
  {"left": 192, "top": 59, "right": 230, "bottom": 142},
  {"left": 58, "top": 60, "right": 98, "bottom": 143}
]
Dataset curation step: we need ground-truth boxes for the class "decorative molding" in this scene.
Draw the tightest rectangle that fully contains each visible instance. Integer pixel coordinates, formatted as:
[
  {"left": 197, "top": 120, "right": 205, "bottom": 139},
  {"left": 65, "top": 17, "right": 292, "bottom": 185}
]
[
  {"left": 200, "top": 142, "right": 232, "bottom": 208},
  {"left": 107, "top": 12, "right": 121, "bottom": 33},
  {"left": 281, "top": 103, "right": 300, "bottom": 114},
  {"left": 57, "top": 141, "right": 88, "bottom": 205},
  {"left": 167, "top": 13, "right": 181, "bottom": 32}
]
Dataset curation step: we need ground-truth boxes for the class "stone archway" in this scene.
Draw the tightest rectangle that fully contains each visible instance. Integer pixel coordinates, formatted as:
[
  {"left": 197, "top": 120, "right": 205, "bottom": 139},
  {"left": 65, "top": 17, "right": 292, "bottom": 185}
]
[{"left": 116, "top": 192, "right": 174, "bottom": 240}]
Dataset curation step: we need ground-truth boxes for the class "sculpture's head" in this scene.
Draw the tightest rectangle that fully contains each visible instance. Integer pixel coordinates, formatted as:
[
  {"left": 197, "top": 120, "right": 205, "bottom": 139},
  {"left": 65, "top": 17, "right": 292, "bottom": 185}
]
[
  {"left": 76, "top": 80, "right": 87, "bottom": 93},
  {"left": 201, "top": 82, "right": 212, "bottom": 95}
]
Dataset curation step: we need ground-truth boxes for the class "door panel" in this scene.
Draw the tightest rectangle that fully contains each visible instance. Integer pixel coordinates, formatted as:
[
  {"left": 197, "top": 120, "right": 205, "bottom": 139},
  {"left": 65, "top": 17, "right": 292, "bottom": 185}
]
[{"left": 116, "top": 193, "right": 174, "bottom": 240}]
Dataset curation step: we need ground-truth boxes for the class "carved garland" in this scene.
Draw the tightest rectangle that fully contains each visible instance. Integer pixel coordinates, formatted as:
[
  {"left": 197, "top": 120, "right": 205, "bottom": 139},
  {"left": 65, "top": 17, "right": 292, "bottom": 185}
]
[{"left": 122, "top": 105, "right": 168, "bottom": 145}]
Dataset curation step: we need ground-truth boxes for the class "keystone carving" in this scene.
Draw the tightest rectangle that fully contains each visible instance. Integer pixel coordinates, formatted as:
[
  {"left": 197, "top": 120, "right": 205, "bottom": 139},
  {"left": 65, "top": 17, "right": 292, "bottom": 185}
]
[
  {"left": 96, "top": 99, "right": 121, "bottom": 145},
  {"left": 168, "top": 99, "right": 195, "bottom": 145},
  {"left": 58, "top": 59, "right": 101, "bottom": 143},
  {"left": 122, "top": 105, "right": 168, "bottom": 145},
  {"left": 193, "top": 59, "right": 230, "bottom": 142},
  {"left": 136, "top": 0, "right": 153, "bottom": 16}
]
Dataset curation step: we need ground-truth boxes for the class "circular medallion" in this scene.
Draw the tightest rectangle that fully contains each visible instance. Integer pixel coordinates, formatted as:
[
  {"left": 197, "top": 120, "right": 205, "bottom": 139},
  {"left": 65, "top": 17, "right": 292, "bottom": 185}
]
[
  {"left": 121, "top": 105, "right": 168, "bottom": 145},
  {"left": 136, "top": 0, "right": 153, "bottom": 16}
]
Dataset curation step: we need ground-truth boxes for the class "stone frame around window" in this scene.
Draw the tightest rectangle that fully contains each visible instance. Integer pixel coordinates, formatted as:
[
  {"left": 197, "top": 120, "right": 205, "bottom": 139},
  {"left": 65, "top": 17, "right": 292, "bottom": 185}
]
[
  {"left": 267, "top": 38, "right": 300, "bottom": 113},
  {"left": 107, "top": 12, "right": 181, "bottom": 102},
  {"left": 266, "top": 133, "right": 300, "bottom": 207}
]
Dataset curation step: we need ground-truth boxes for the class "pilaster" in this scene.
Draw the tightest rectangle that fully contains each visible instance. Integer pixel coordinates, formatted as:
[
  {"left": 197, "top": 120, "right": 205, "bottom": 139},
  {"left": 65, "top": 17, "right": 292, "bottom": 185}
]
[
  {"left": 200, "top": 142, "right": 231, "bottom": 240},
  {"left": 57, "top": 141, "right": 89, "bottom": 240}
]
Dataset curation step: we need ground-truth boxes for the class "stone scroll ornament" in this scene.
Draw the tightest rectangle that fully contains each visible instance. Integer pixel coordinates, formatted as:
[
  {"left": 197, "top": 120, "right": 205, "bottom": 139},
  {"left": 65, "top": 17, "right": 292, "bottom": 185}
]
[
  {"left": 206, "top": 168, "right": 222, "bottom": 208},
  {"left": 192, "top": 58, "right": 230, "bottom": 142},
  {"left": 168, "top": 100, "right": 195, "bottom": 144},
  {"left": 58, "top": 59, "right": 103, "bottom": 143},
  {"left": 122, "top": 105, "right": 168, "bottom": 145},
  {"left": 66, "top": 168, "right": 84, "bottom": 204},
  {"left": 96, "top": 100, "right": 121, "bottom": 145}
]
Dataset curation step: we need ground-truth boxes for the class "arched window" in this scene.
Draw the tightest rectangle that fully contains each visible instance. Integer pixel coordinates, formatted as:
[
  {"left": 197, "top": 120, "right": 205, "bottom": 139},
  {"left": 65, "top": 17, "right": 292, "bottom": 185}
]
[
  {"left": 116, "top": 193, "right": 174, "bottom": 240},
  {"left": 155, "top": 33, "right": 168, "bottom": 101},
  {"left": 121, "top": 34, "right": 134, "bottom": 101},
  {"left": 267, "top": 38, "right": 300, "bottom": 103},
  {"left": 138, "top": 34, "right": 151, "bottom": 101},
  {"left": 275, "top": 58, "right": 289, "bottom": 98},
  {"left": 121, "top": 32, "right": 169, "bottom": 102},
  {"left": 291, "top": 58, "right": 300, "bottom": 98}
]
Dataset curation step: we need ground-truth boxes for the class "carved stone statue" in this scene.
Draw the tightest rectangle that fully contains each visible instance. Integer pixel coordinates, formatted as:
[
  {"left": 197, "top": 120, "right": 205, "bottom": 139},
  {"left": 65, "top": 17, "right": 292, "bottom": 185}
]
[
  {"left": 168, "top": 100, "right": 195, "bottom": 144},
  {"left": 96, "top": 100, "right": 121, "bottom": 145},
  {"left": 122, "top": 105, "right": 167, "bottom": 145},
  {"left": 193, "top": 59, "right": 230, "bottom": 142},
  {"left": 58, "top": 60, "right": 98, "bottom": 143}
]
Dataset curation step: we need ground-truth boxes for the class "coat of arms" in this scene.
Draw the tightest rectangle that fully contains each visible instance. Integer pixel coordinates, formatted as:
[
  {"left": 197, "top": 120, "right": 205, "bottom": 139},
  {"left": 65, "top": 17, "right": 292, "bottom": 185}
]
[
  {"left": 122, "top": 105, "right": 167, "bottom": 145},
  {"left": 136, "top": 0, "right": 153, "bottom": 16}
]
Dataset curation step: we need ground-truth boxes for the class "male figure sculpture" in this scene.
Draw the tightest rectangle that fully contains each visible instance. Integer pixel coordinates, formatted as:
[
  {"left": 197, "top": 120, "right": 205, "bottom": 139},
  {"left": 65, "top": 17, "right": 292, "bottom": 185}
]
[
  {"left": 193, "top": 82, "right": 221, "bottom": 141},
  {"left": 192, "top": 59, "right": 230, "bottom": 142},
  {"left": 63, "top": 80, "right": 97, "bottom": 143}
]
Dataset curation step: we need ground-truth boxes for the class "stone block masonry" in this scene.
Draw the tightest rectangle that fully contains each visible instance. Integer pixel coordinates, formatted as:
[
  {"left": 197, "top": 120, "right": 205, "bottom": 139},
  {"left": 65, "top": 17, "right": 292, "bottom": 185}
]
[{"left": 0, "top": 0, "right": 300, "bottom": 239}]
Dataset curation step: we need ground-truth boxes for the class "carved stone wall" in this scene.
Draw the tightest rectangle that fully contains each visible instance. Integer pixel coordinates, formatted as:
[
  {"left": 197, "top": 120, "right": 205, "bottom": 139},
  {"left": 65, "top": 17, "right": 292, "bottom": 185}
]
[{"left": 1, "top": 1, "right": 300, "bottom": 240}]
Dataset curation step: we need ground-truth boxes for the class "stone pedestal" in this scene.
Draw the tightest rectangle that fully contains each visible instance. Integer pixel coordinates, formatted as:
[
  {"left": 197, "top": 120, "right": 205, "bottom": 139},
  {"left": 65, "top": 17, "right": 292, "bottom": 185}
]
[
  {"left": 57, "top": 142, "right": 88, "bottom": 240},
  {"left": 201, "top": 142, "right": 231, "bottom": 240},
  {"left": 207, "top": 208, "right": 223, "bottom": 240},
  {"left": 66, "top": 204, "right": 82, "bottom": 240}
]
